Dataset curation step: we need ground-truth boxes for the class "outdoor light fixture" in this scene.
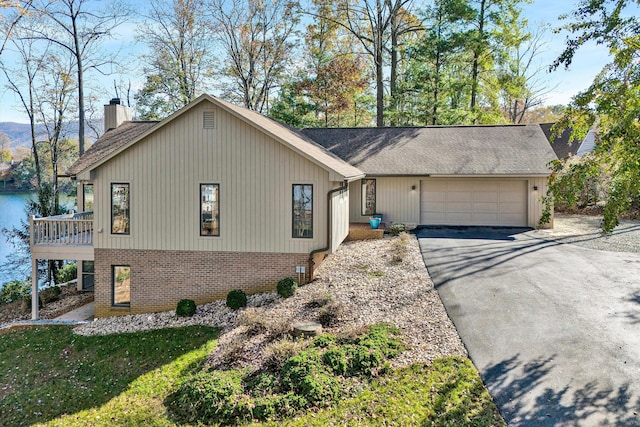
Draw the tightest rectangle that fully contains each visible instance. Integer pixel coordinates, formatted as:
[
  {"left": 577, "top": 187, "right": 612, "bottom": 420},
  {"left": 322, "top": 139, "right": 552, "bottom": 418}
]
[
  {"left": 533, "top": 185, "right": 539, "bottom": 191},
  {"left": 411, "top": 185, "right": 416, "bottom": 190}
]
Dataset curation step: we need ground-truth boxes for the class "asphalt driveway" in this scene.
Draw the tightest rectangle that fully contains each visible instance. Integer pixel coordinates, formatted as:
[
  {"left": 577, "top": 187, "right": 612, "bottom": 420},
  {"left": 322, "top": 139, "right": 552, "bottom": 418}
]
[{"left": 417, "top": 226, "right": 640, "bottom": 426}]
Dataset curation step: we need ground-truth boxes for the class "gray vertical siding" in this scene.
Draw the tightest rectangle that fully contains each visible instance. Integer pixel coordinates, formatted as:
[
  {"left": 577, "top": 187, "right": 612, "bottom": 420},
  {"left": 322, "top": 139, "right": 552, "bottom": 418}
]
[{"left": 93, "top": 101, "right": 333, "bottom": 253}]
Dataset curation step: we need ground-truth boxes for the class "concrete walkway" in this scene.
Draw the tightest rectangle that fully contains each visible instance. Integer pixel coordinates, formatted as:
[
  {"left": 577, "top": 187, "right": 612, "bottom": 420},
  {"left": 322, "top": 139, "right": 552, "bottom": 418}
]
[
  {"left": 417, "top": 226, "right": 640, "bottom": 427},
  {"left": 54, "top": 301, "right": 94, "bottom": 321},
  {"left": 0, "top": 302, "right": 94, "bottom": 331}
]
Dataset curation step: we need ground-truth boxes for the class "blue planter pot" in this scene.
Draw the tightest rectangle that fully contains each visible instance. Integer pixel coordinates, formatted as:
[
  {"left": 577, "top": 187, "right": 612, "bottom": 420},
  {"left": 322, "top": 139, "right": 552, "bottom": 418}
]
[{"left": 369, "top": 217, "right": 381, "bottom": 229}]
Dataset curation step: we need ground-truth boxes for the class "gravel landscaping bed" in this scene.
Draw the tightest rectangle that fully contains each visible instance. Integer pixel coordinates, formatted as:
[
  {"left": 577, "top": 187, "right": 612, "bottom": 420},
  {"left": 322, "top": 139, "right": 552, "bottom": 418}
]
[
  {"left": 534, "top": 214, "right": 640, "bottom": 254},
  {"left": 75, "top": 234, "right": 467, "bottom": 370}
]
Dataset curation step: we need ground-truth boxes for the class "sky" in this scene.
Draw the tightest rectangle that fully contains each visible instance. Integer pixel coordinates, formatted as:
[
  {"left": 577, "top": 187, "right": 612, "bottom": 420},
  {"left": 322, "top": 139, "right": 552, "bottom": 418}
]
[{"left": 0, "top": 0, "right": 620, "bottom": 124}]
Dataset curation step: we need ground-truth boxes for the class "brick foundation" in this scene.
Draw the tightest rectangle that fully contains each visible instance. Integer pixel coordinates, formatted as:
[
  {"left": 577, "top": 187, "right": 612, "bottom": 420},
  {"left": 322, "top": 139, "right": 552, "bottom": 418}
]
[{"left": 94, "top": 249, "right": 310, "bottom": 317}]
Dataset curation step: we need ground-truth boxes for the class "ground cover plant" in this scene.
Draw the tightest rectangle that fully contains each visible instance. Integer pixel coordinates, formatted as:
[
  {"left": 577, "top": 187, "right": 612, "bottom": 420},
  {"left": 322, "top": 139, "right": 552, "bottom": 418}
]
[
  {"left": 167, "top": 323, "right": 404, "bottom": 424},
  {"left": 0, "top": 324, "right": 503, "bottom": 427},
  {"left": 267, "top": 357, "right": 505, "bottom": 427}
]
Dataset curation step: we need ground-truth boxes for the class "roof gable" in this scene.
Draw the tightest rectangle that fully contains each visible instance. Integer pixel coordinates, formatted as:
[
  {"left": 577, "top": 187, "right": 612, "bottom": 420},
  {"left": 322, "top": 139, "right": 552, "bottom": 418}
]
[
  {"left": 67, "top": 94, "right": 364, "bottom": 182},
  {"left": 539, "top": 123, "right": 580, "bottom": 159},
  {"left": 302, "top": 125, "right": 558, "bottom": 176}
]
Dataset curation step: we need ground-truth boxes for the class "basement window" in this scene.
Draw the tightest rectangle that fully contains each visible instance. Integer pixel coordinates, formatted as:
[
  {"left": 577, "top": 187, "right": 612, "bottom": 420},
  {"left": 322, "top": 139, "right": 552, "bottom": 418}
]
[{"left": 112, "top": 265, "right": 131, "bottom": 307}]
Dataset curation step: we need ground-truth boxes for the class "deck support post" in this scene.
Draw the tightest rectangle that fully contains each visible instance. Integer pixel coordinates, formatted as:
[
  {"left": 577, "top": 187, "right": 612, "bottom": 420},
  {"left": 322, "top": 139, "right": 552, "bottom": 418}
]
[{"left": 31, "top": 256, "right": 39, "bottom": 320}]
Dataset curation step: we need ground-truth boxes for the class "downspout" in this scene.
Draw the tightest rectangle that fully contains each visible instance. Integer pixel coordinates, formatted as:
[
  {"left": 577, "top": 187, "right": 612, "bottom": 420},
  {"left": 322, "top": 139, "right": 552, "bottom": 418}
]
[{"left": 308, "top": 180, "right": 348, "bottom": 281}]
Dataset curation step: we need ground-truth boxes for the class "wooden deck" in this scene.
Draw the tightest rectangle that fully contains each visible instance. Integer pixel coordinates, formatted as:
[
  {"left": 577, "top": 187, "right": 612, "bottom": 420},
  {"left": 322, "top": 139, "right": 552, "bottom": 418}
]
[
  {"left": 30, "top": 212, "right": 94, "bottom": 260},
  {"left": 347, "top": 222, "right": 386, "bottom": 241}
]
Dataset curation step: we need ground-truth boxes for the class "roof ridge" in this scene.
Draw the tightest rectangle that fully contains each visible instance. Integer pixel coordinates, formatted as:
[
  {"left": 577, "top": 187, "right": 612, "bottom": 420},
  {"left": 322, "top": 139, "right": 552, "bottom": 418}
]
[{"left": 303, "top": 124, "right": 530, "bottom": 131}]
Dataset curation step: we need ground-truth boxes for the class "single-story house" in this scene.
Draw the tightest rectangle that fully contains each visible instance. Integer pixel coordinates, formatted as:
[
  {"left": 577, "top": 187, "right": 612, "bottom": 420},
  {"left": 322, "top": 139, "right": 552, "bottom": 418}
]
[{"left": 29, "top": 94, "right": 557, "bottom": 318}]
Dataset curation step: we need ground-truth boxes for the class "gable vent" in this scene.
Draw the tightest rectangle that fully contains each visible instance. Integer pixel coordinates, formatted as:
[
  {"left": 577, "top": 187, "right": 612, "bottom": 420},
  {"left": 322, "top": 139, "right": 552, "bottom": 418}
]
[{"left": 203, "top": 111, "right": 216, "bottom": 129}]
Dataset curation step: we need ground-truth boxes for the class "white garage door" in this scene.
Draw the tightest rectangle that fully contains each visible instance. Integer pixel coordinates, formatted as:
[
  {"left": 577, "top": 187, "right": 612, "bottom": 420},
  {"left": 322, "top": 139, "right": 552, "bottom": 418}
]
[{"left": 420, "top": 179, "right": 528, "bottom": 226}]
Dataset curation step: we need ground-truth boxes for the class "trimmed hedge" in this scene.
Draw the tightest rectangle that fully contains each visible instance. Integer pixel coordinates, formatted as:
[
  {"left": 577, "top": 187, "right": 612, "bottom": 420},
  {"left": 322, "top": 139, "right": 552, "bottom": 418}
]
[
  {"left": 176, "top": 299, "right": 197, "bottom": 317},
  {"left": 277, "top": 277, "right": 298, "bottom": 298},
  {"left": 226, "top": 289, "right": 247, "bottom": 310}
]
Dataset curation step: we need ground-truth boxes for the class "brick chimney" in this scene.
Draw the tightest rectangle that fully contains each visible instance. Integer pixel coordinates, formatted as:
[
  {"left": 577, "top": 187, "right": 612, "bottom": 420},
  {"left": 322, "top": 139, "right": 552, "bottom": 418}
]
[{"left": 103, "top": 98, "right": 132, "bottom": 132}]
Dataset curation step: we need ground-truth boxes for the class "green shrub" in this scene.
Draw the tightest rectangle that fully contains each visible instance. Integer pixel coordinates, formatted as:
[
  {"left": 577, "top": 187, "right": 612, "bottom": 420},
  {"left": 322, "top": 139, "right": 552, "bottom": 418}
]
[
  {"left": 226, "top": 289, "right": 247, "bottom": 309},
  {"left": 55, "top": 262, "right": 77, "bottom": 284},
  {"left": 359, "top": 323, "right": 404, "bottom": 359},
  {"left": 346, "top": 345, "right": 384, "bottom": 375},
  {"left": 168, "top": 369, "right": 244, "bottom": 424},
  {"left": 280, "top": 349, "right": 340, "bottom": 406},
  {"left": 176, "top": 299, "right": 197, "bottom": 317},
  {"left": 0, "top": 280, "right": 30, "bottom": 304},
  {"left": 245, "top": 371, "right": 279, "bottom": 397},
  {"left": 277, "top": 277, "right": 298, "bottom": 298},
  {"left": 312, "top": 334, "right": 337, "bottom": 348},
  {"left": 323, "top": 348, "right": 347, "bottom": 376},
  {"left": 280, "top": 349, "right": 323, "bottom": 391},
  {"left": 40, "top": 286, "right": 62, "bottom": 304},
  {"left": 389, "top": 223, "right": 407, "bottom": 236}
]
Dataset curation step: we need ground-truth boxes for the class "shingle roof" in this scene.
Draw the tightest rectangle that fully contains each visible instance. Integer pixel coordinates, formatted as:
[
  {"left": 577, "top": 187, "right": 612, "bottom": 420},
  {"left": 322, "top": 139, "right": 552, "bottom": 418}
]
[
  {"left": 539, "top": 123, "right": 579, "bottom": 159},
  {"left": 66, "top": 121, "right": 159, "bottom": 176},
  {"left": 302, "top": 125, "right": 557, "bottom": 176}
]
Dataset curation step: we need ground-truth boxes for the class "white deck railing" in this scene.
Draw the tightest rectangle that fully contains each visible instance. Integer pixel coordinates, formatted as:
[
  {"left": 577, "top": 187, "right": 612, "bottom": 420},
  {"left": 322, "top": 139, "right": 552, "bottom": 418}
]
[{"left": 30, "top": 212, "right": 94, "bottom": 246}]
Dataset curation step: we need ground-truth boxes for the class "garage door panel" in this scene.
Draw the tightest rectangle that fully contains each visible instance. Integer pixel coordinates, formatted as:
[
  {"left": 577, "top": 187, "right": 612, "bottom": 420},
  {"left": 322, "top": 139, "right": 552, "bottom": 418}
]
[
  {"left": 474, "top": 213, "right": 499, "bottom": 225},
  {"left": 421, "top": 201, "right": 446, "bottom": 212},
  {"left": 448, "top": 202, "right": 473, "bottom": 211},
  {"left": 499, "top": 181, "right": 524, "bottom": 191},
  {"left": 422, "top": 192, "right": 446, "bottom": 202},
  {"left": 447, "top": 213, "right": 473, "bottom": 224},
  {"left": 499, "top": 213, "right": 525, "bottom": 225},
  {"left": 474, "top": 202, "right": 499, "bottom": 213},
  {"left": 448, "top": 181, "right": 473, "bottom": 191},
  {"left": 500, "top": 202, "right": 524, "bottom": 214},
  {"left": 474, "top": 192, "right": 499, "bottom": 203},
  {"left": 421, "top": 179, "right": 527, "bottom": 226},
  {"left": 448, "top": 192, "right": 473, "bottom": 202},
  {"left": 422, "top": 212, "right": 447, "bottom": 223},
  {"left": 474, "top": 182, "right": 499, "bottom": 192}
]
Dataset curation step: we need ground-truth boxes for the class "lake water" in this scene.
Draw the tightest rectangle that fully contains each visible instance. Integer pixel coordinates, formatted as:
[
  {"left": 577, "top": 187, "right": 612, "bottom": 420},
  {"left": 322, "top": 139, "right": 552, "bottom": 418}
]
[{"left": 0, "top": 193, "right": 34, "bottom": 285}]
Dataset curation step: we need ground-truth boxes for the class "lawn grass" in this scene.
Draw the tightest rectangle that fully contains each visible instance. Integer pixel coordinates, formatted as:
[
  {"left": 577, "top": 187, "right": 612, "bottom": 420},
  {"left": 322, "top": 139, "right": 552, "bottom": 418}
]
[
  {"left": 0, "top": 326, "right": 504, "bottom": 427},
  {"left": 0, "top": 325, "right": 219, "bottom": 427}
]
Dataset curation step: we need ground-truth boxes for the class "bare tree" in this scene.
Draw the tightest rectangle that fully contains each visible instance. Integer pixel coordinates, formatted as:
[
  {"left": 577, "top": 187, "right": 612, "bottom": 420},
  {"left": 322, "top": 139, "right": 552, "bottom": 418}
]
[
  {"left": 34, "top": 52, "right": 77, "bottom": 214},
  {"left": 331, "top": 0, "right": 421, "bottom": 126},
  {"left": 135, "top": 0, "right": 214, "bottom": 120},
  {"left": 0, "top": 0, "right": 34, "bottom": 55},
  {"left": 29, "top": 0, "right": 129, "bottom": 155},
  {"left": 0, "top": 16, "right": 48, "bottom": 188},
  {"left": 498, "top": 25, "right": 556, "bottom": 123},
  {"left": 208, "top": 0, "right": 299, "bottom": 114}
]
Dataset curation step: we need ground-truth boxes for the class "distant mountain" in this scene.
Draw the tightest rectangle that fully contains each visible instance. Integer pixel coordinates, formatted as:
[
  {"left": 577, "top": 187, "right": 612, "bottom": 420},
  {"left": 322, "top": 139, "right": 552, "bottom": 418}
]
[{"left": 0, "top": 121, "right": 102, "bottom": 151}]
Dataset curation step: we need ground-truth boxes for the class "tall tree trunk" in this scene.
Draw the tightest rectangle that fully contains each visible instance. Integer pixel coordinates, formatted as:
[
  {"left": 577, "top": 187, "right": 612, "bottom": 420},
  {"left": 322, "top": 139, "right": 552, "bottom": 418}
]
[
  {"left": 470, "top": 0, "right": 486, "bottom": 116},
  {"left": 389, "top": 6, "right": 398, "bottom": 126},
  {"left": 72, "top": 15, "right": 85, "bottom": 155},
  {"left": 376, "top": 51, "right": 384, "bottom": 127}
]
